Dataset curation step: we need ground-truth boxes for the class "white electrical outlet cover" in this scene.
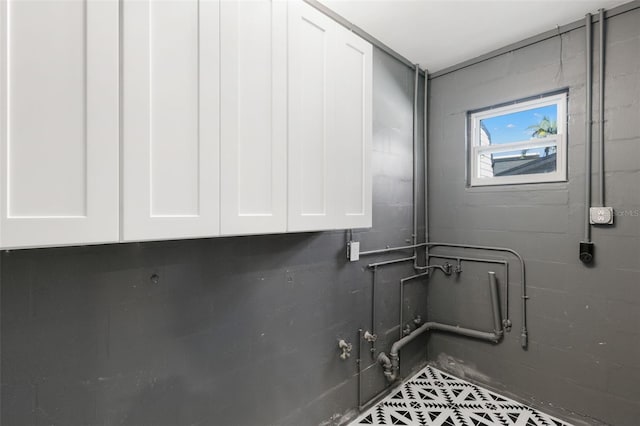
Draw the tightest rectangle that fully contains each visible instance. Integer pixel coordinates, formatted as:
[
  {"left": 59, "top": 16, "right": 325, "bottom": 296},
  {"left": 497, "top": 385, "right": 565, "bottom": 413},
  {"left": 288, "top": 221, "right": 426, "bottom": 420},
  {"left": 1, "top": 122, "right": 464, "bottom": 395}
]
[{"left": 589, "top": 207, "right": 614, "bottom": 225}]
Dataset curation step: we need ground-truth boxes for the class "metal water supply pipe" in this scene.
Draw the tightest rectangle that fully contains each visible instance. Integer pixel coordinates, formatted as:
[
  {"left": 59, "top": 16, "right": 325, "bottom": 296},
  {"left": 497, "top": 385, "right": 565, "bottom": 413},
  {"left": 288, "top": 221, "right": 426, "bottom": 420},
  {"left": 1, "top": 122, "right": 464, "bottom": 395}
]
[
  {"left": 428, "top": 242, "right": 527, "bottom": 348},
  {"left": 429, "top": 254, "right": 511, "bottom": 331},
  {"left": 360, "top": 241, "right": 527, "bottom": 348},
  {"left": 360, "top": 243, "right": 427, "bottom": 256},
  {"left": 367, "top": 256, "right": 416, "bottom": 269}
]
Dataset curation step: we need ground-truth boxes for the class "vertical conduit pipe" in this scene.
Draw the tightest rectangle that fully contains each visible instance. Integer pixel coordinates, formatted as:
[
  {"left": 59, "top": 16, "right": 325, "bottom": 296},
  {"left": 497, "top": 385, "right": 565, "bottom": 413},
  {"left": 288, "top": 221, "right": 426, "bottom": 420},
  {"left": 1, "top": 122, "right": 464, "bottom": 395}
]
[
  {"left": 580, "top": 13, "right": 595, "bottom": 264},
  {"left": 598, "top": 8, "right": 605, "bottom": 206},
  {"left": 584, "top": 13, "right": 593, "bottom": 243},
  {"left": 423, "top": 70, "right": 429, "bottom": 267},
  {"left": 412, "top": 64, "right": 423, "bottom": 272}
]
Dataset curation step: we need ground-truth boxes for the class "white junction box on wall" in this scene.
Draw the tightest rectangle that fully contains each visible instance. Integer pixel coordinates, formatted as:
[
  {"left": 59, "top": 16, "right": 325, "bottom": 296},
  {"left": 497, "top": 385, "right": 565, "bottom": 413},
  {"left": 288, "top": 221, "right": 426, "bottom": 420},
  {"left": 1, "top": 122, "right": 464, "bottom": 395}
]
[
  {"left": 590, "top": 207, "right": 614, "bottom": 225},
  {"left": 347, "top": 241, "right": 360, "bottom": 262}
]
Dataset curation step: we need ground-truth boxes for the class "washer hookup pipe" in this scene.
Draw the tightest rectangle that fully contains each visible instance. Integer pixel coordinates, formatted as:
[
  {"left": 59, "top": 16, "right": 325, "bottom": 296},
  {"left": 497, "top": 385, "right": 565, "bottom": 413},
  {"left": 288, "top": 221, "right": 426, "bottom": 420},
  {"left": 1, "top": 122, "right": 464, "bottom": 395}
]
[
  {"left": 378, "top": 271, "right": 504, "bottom": 383},
  {"left": 358, "top": 241, "right": 527, "bottom": 348},
  {"left": 428, "top": 254, "right": 511, "bottom": 331},
  {"left": 427, "top": 242, "right": 527, "bottom": 348}
]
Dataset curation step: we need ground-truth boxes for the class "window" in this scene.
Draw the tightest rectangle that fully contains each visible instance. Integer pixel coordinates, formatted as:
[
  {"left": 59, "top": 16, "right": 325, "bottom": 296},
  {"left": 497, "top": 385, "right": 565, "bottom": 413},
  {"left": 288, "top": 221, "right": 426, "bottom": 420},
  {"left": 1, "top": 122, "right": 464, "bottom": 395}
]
[{"left": 468, "top": 92, "right": 567, "bottom": 187}]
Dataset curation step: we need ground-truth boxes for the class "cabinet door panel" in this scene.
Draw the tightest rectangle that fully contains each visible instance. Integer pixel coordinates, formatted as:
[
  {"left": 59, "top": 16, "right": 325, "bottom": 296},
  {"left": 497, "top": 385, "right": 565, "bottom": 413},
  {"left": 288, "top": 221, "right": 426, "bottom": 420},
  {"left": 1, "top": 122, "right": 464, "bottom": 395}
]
[
  {"left": 331, "top": 26, "right": 372, "bottom": 228},
  {"left": 122, "top": 0, "right": 220, "bottom": 241},
  {"left": 220, "top": 0, "right": 286, "bottom": 235},
  {"left": 288, "top": 1, "right": 335, "bottom": 232},
  {"left": 288, "top": 1, "right": 372, "bottom": 232},
  {"left": 0, "top": 0, "right": 119, "bottom": 249}
]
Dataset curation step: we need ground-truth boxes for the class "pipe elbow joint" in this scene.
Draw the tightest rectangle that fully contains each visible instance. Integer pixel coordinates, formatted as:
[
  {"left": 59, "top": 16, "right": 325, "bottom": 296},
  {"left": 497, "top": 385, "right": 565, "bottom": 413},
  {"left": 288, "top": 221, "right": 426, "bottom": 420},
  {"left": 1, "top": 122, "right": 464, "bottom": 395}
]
[
  {"left": 389, "top": 341, "right": 403, "bottom": 358},
  {"left": 378, "top": 352, "right": 400, "bottom": 383},
  {"left": 378, "top": 352, "right": 391, "bottom": 368},
  {"left": 383, "top": 370, "right": 397, "bottom": 383}
]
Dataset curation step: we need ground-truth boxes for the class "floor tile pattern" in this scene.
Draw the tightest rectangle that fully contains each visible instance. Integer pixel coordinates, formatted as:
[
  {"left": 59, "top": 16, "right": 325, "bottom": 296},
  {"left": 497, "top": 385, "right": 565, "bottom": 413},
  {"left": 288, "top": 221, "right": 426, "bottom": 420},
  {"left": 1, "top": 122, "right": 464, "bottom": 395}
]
[{"left": 351, "top": 366, "right": 573, "bottom": 426}]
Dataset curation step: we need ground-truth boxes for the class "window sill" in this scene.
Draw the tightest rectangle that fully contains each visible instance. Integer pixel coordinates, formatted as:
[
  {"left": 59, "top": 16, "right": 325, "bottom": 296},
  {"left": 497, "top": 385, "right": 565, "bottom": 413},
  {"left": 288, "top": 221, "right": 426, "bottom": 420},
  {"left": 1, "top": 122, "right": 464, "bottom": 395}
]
[{"left": 465, "top": 180, "right": 568, "bottom": 192}]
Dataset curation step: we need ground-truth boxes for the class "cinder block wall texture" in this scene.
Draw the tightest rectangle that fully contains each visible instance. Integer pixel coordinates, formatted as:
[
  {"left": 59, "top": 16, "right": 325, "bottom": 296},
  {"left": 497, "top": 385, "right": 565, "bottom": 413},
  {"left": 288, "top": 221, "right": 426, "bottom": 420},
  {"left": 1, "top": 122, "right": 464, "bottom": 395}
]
[{"left": 426, "top": 7, "right": 640, "bottom": 426}]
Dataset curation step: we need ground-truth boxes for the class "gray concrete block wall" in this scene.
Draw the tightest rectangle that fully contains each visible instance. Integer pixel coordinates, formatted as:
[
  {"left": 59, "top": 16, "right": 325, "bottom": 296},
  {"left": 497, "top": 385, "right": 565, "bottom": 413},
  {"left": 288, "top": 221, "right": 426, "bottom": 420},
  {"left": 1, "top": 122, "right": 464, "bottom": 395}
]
[
  {"left": 427, "top": 7, "right": 640, "bottom": 425},
  {"left": 0, "top": 49, "right": 428, "bottom": 426}
]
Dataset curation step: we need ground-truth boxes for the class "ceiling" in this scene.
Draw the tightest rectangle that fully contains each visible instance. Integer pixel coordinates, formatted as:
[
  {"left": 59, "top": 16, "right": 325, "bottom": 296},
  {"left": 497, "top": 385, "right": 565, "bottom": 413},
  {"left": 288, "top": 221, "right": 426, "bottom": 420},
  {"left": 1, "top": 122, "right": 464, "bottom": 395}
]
[{"left": 319, "top": 0, "right": 630, "bottom": 73}]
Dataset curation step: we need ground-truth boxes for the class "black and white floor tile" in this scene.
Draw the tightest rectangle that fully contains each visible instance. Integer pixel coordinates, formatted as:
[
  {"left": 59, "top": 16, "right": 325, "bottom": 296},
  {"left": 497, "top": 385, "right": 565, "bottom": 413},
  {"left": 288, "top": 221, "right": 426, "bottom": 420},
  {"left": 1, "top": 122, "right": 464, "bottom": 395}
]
[{"left": 351, "top": 365, "right": 573, "bottom": 426}]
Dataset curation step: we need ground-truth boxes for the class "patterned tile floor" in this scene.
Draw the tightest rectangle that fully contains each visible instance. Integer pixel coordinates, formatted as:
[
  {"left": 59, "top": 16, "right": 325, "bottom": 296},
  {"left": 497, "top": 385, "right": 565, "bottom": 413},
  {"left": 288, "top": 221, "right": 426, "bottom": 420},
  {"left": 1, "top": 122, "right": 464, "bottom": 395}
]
[{"left": 351, "top": 365, "right": 573, "bottom": 426}]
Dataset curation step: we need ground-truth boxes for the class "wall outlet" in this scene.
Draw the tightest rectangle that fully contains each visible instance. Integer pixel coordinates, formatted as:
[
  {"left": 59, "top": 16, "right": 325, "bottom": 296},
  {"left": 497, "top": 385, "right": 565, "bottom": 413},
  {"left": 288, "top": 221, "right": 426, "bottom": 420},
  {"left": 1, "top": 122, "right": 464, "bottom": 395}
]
[
  {"left": 347, "top": 241, "right": 360, "bottom": 261},
  {"left": 589, "top": 207, "right": 614, "bottom": 225}
]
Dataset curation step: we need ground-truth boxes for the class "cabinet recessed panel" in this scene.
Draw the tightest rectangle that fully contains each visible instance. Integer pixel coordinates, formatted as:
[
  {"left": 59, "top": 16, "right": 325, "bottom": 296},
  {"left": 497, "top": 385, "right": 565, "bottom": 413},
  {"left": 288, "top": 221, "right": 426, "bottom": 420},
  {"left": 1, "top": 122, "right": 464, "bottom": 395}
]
[
  {"left": 122, "top": 0, "right": 220, "bottom": 241},
  {"left": 220, "top": 0, "right": 287, "bottom": 235},
  {"left": 288, "top": 1, "right": 371, "bottom": 232},
  {"left": 298, "top": 20, "right": 327, "bottom": 216},
  {"left": 288, "top": 2, "right": 336, "bottom": 231},
  {"left": 332, "top": 32, "right": 372, "bottom": 226},
  {"left": 6, "top": 1, "right": 86, "bottom": 217},
  {"left": 235, "top": 1, "right": 273, "bottom": 215},
  {"left": 334, "top": 42, "right": 364, "bottom": 215},
  {"left": 1, "top": 0, "right": 119, "bottom": 248},
  {"left": 149, "top": 1, "right": 199, "bottom": 217}
]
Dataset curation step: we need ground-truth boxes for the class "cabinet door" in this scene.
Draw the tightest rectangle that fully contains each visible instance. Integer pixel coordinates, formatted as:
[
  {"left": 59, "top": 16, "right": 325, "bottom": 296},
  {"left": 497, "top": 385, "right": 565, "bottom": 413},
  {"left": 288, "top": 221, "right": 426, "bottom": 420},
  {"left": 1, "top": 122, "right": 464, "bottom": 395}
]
[
  {"left": 330, "top": 25, "right": 372, "bottom": 229},
  {"left": 220, "top": 0, "right": 287, "bottom": 235},
  {"left": 288, "top": 1, "right": 372, "bottom": 232},
  {"left": 122, "top": 0, "right": 220, "bottom": 242},
  {"left": 287, "top": 0, "right": 336, "bottom": 232},
  {"left": 0, "top": 0, "right": 119, "bottom": 249}
]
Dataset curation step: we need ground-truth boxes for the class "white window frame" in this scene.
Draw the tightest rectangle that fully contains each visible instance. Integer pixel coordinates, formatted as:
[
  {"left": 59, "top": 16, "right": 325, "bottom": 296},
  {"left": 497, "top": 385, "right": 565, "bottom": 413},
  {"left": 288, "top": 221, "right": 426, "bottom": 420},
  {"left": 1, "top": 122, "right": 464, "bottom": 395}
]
[{"left": 468, "top": 92, "right": 567, "bottom": 187}]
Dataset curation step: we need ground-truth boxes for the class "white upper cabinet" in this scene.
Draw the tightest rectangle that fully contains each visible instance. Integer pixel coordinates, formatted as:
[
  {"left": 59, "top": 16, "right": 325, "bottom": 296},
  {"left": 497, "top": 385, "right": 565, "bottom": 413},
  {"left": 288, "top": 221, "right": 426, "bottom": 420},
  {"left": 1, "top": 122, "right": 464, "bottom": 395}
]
[
  {"left": 122, "top": 0, "right": 220, "bottom": 242},
  {"left": 220, "top": 0, "right": 287, "bottom": 235},
  {"left": 0, "top": 0, "right": 119, "bottom": 249},
  {"left": 1, "top": 0, "right": 372, "bottom": 249},
  {"left": 288, "top": 0, "right": 372, "bottom": 232}
]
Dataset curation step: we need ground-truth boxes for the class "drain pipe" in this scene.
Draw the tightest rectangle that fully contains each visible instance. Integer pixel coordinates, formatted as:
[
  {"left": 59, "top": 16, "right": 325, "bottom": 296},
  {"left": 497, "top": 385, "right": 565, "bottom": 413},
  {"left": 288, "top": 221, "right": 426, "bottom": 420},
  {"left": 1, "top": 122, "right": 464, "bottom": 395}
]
[
  {"left": 378, "top": 272, "right": 504, "bottom": 383},
  {"left": 488, "top": 271, "right": 502, "bottom": 337},
  {"left": 580, "top": 13, "right": 595, "bottom": 264}
]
